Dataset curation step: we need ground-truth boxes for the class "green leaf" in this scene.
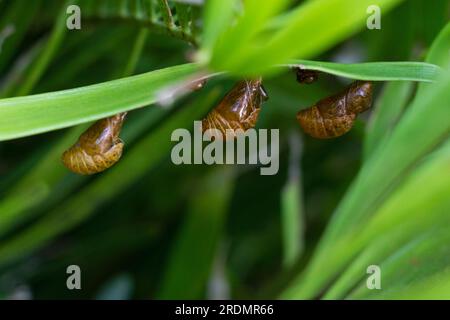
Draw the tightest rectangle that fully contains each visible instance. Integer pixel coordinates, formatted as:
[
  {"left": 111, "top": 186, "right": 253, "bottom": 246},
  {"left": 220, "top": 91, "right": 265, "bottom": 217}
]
[
  {"left": 0, "top": 28, "right": 169, "bottom": 238},
  {"left": 413, "top": 0, "right": 450, "bottom": 46},
  {"left": 121, "top": 28, "right": 149, "bottom": 77},
  {"left": 349, "top": 227, "right": 450, "bottom": 299},
  {"left": 79, "top": 0, "right": 199, "bottom": 45},
  {"left": 0, "top": 90, "right": 219, "bottom": 270},
  {"left": 209, "top": 0, "right": 290, "bottom": 72},
  {"left": 424, "top": 22, "right": 450, "bottom": 68},
  {"left": 212, "top": 0, "right": 405, "bottom": 76},
  {"left": 364, "top": 81, "right": 413, "bottom": 159},
  {"left": 363, "top": 1, "right": 415, "bottom": 61},
  {"left": 287, "top": 60, "right": 440, "bottom": 82},
  {"left": 282, "top": 70, "right": 450, "bottom": 299},
  {"left": 39, "top": 27, "right": 131, "bottom": 92},
  {"left": 371, "top": 269, "right": 450, "bottom": 300},
  {"left": 0, "top": 108, "right": 169, "bottom": 238},
  {"left": 201, "top": 0, "right": 238, "bottom": 53},
  {"left": 416, "top": 22, "right": 450, "bottom": 97},
  {"left": 0, "top": 0, "right": 41, "bottom": 74},
  {"left": 157, "top": 168, "right": 234, "bottom": 299},
  {"left": 16, "top": 0, "right": 73, "bottom": 96},
  {"left": 322, "top": 142, "right": 450, "bottom": 299},
  {"left": 0, "top": 125, "right": 86, "bottom": 237},
  {"left": 281, "top": 132, "right": 305, "bottom": 268},
  {"left": 0, "top": 63, "right": 204, "bottom": 141}
]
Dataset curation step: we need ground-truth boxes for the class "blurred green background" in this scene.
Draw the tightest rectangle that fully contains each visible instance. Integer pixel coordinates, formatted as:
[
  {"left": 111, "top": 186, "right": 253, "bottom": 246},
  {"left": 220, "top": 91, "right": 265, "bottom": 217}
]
[{"left": 0, "top": 0, "right": 449, "bottom": 299}]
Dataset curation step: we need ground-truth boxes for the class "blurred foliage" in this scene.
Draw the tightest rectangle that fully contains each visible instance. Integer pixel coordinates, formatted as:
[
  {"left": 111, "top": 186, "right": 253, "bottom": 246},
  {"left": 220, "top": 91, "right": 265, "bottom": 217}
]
[{"left": 0, "top": 0, "right": 449, "bottom": 300}]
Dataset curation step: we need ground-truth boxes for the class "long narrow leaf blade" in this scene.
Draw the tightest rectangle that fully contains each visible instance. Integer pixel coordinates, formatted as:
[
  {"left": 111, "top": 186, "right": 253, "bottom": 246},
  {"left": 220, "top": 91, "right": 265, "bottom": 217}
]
[
  {"left": 287, "top": 60, "right": 440, "bottom": 82},
  {"left": 157, "top": 168, "right": 234, "bottom": 299},
  {"left": 282, "top": 71, "right": 450, "bottom": 299},
  {"left": 222, "top": 0, "right": 405, "bottom": 76},
  {"left": 364, "top": 81, "right": 413, "bottom": 159},
  {"left": 0, "top": 63, "right": 203, "bottom": 141},
  {"left": 0, "top": 90, "right": 219, "bottom": 270}
]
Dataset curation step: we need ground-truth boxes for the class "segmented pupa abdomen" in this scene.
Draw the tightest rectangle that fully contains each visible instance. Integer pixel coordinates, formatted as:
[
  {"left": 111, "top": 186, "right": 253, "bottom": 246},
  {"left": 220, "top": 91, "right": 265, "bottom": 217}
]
[
  {"left": 62, "top": 113, "right": 126, "bottom": 175},
  {"left": 297, "top": 81, "right": 372, "bottom": 139},
  {"left": 202, "top": 79, "right": 268, "bottom": 139}
]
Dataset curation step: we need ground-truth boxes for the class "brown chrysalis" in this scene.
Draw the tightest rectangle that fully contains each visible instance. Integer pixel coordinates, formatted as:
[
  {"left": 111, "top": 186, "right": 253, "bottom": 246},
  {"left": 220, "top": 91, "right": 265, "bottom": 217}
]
[
  {"left": 297, "top": 81, "right": 373, "bottom": 139},
  {"left": 202, "top": 78, "right": 268, "bottom": 139},
  {"left": 61, "top": 113, "right": 126, "bottom": 175}
]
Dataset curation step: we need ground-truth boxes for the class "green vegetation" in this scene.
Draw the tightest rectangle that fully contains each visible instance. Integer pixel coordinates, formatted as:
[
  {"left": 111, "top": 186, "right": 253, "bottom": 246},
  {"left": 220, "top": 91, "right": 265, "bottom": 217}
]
[{"left": 0, "top": 0, "right": 448, "bottom": 299}]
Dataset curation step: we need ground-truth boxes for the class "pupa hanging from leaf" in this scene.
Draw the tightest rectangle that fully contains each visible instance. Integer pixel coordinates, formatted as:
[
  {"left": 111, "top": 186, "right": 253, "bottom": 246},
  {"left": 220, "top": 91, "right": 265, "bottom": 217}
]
[
  {"left": 297, "top": 81, "right": 373, "bottom": 139},
  {"left": 62, "top": 75, "right": 209, "bottom": 175},
  {"left": 202, "top": 78, "right": 268, "bottom": 140},
  {"left": 62, "top": 113, "right": 127, "bottom": 175}
]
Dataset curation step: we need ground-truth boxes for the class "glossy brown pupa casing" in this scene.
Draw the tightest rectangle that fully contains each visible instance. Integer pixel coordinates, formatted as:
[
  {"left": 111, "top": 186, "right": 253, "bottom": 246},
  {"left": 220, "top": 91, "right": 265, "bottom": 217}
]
[
  {"left": 202, "top": 78, "right": 268, "bottom": 139},
  {"left": 297, "top": 81, "right": 373, "bottom": 139},
  {"left": 61, "top": 113, "right": 126, "bottom": 175}
]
